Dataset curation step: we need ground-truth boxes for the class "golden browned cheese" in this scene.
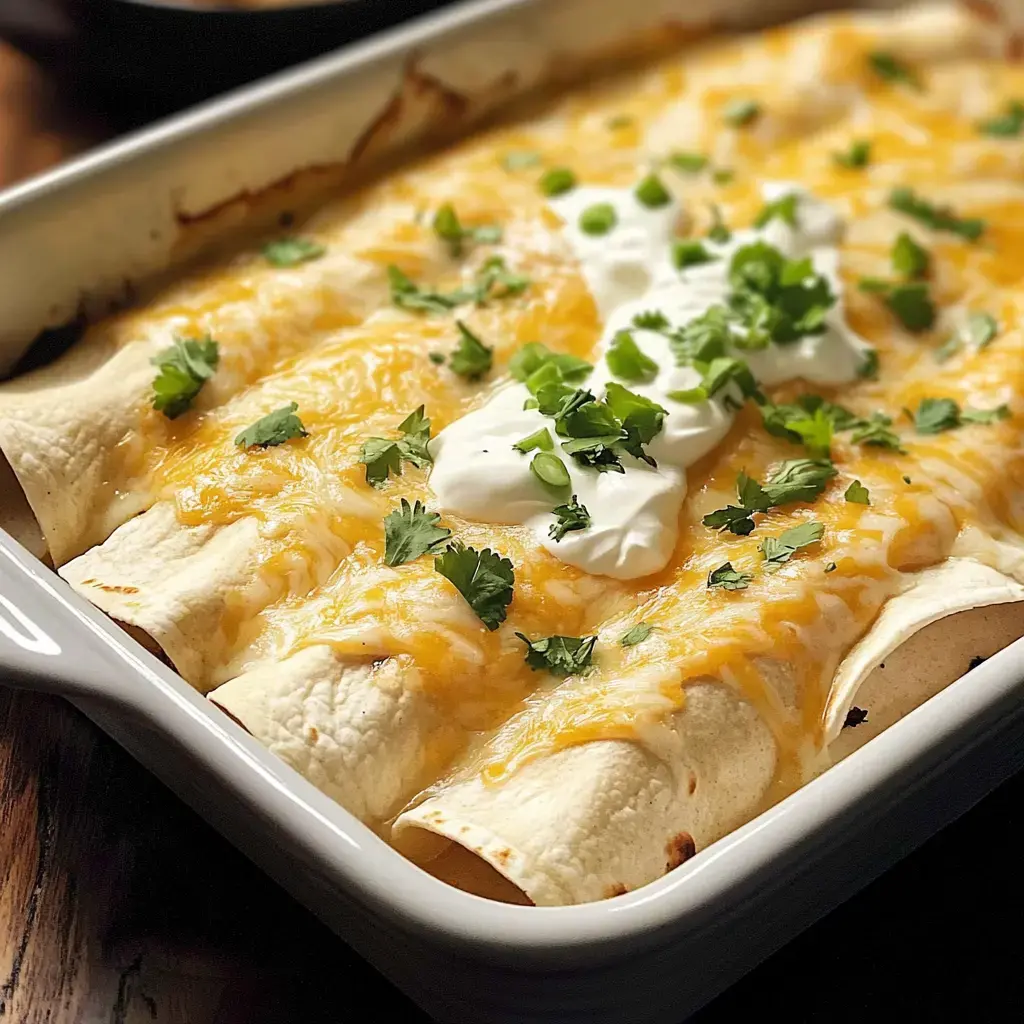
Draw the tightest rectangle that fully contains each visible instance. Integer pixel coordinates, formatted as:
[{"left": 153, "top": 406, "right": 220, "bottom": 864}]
[{"left": 71, "top": 8, "right": 1024, "bottom": 783}]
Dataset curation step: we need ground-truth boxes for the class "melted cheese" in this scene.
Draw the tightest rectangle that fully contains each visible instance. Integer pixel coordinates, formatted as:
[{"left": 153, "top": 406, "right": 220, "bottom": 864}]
[{"left": 59, "top": 5, "right": 1024, "bottom": 790}]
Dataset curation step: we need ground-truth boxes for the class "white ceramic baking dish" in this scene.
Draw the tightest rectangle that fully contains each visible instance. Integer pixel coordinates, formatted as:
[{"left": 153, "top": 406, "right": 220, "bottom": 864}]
[{"left": 2, "top": 1, "right": 1023, "bottom": 1020}]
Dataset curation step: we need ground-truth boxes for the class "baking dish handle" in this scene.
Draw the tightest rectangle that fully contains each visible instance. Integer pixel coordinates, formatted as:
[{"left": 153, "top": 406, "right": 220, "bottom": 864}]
[{"left": 0, "top": 535, "right": 135, "bottom": 705}]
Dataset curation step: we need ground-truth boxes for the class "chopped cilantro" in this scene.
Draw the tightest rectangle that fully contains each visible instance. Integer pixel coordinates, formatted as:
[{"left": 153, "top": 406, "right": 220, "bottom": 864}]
[
  {"left": 235, "top": 402, "right": 307, "bottom": 449},
  {"left": 869, "top": 51, "right": 921, "bottom": 90},
  {"left": 579, "top": 203, "right": 618, "bottom": 236},
  {"left": 703, "top": 460, "right": 836, "bottom": 535},
  {"left": 388, "top": 265, "right": 467, "bottom": 314},
  {"left": 383, "top": 499, "right": 451, "bottom": 566},
  {"left": 509, "top": 342, "right": 592, "bottom": 385},
  {"left": 429, "top": 351, "right": 446, "bottom": 365},
  {"left": 606, "top": 330, "right": 659, "bottom": 383},
  {"left": 262, "top": 236, "right": 326, "bottom": 268},
  {"left": 978, "top": 99, "right": 1024, "bottom": 138},
  {"left": 515, "top": 632, "right": 597, "bottom": 677},
  {"left": 549, "top": 494, "right": 591, "bottom": 542},
  {"left": 833, "top": 140, "right": 871, "bottom": 169},
  {"left": 891, "top": 232, "right": 930, "bottom": 278},
  {"left": 754, "top": 193, "right": 798, "bottom": 230},
  {"left": 712, "top": 168, "right": 735, "bottom": 185},
  {"left": 858, "top": 349, "right": 880, "bottom": 380},
  {"left": 672, "top": 240, "right": 718, "bottom": 270},
  {"left": 913, "top": 397, "right": 962, "bottom": 434},
  {"left": 859, "top": 277, "right": 935, "bottom": 332},
  {"left": 434, "top": 541, "right": 515, "bottom": 630},
  {"left": 620, "top": 622, "right": 653, "bottom": 647},
  {"left": 936, "top": 311, "right": 998, "bottom": 363},
  {"left": 723, "top": 98, "right": 760, "bottom": 126},
  {"left": 539, "top": 167, "right": 577, "bottom": 197},
  {"left": 151, "top": 336, "right": 219, "bottom": 419},
  {"left": 633, "top": 310, "right": 671, "bottom": 331},
  {"left": 708, "top": 204, "right": 732, "bottom": 244},
  {"left": 851, "top": 412, "right": 904, "bottom": 452},
  {"left": 707, "top": 562, "right": 753, "bottom": 590},
  {"left": 359, "top": 405, "right": 432, "bottom": 487},
  {"left": 530, "top": 451, "right": 571, "bottom": 490},
  {"left": 432, "top": 203, "right": 501, "bottom": 258},
  {"left": 845, "top": 480, "right": 871, "bottom": 505},
  {"left": 759, "top": 521, "right": 824, "bottom": 569},
  {"left": 635, "top": 173, "right": 672, "bottom": 208},
  {"left": 448, "top": 320, "right": 493, "bottom": 380},
  {"left": 961, "top": 404, "right": 1011, "bottom": 425},
  {"left": 888, "top": 187, "right": 985, "bottom": 241}
]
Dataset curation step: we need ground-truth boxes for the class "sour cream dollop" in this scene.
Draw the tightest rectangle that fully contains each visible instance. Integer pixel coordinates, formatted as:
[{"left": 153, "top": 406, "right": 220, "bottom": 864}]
[{"left": 428, "top": 183, "right": 871, "bottom": 580}]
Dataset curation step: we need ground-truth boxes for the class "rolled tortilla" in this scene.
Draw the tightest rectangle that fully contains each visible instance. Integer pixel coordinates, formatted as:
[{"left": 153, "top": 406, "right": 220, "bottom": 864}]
[{"left": 390, "top": 558, "right": 1024, "bottom": 905}]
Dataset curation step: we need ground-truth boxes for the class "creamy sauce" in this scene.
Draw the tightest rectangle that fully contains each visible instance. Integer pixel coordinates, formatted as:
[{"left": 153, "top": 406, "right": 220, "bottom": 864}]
[{"left": 429, "top": 184, "right": 871, "bottom": 579}]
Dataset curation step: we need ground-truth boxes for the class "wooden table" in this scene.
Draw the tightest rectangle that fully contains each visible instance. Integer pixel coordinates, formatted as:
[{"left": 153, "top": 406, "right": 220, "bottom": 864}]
[{"left": 1, "top": 38, "right": 1023, "bottom": 1024}]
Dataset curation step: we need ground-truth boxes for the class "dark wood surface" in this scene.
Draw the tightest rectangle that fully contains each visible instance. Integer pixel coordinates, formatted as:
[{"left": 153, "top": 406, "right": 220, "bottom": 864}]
[{"left": 1, "top": 32, "right": 1023, "bottom": 1024}]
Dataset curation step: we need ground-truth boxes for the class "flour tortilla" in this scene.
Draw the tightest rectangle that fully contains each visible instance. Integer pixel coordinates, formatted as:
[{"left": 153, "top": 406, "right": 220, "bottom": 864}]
[{"left": 390, "top": 558, "right": 1024, "bottom": 905}]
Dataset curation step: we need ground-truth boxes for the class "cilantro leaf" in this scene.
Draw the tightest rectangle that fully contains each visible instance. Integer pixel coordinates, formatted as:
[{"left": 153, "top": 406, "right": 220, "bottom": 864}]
[
  {"left": 635, "top": 173, "right": 672, "bottom": 209},
  {"left": 620, "top": 622, "right": 653, "bottom": 647},
  {"left": 754, "top": 193, "right": 798, "bottom": 229},
  {"left": 869, "top": 51, "right": 921, "bottom": 90},
  {"left": 707, "top": 562, "right": 753, "bottom": 590},
  {"left": 387, "top": 264, "right": 469, "bottom": 314},
  {"left": 262, "top": 236, "right": 326, "bottom": 267},
  {"left": 434, "top": 541, "right": 515, "bottom": 630},
  {"left": 891, "top": 232, "right": 930, "bottom": 278},
  {"left": 539, "top": 167, "right": 577, "bottom": 197},
  {"left": 708, "top": 204, "right": 731, "bottom": 243},
  {"left": 383, "top": 499, "right": 451, "bottom": 566},
  {"left": 978, "top": 99, "right": 1024, "bottom": 137},
  {"left": 509, "top": 342, "right": 592, "bottom": 385},
  {"left": 859, "top": 277, "right": 935, "bottom": 332},
  {"left": 760, "top": 395, "right": 860, "bottom": 454},
  {"left": 605, "top": 330, "right": 659, "bottom": 383},
  {"left": 845, "top": 480, "right": 871, "bottom": 504},
  {"left": 359, "top": 405, "right": 433, "bottom": 486},
  {"left": 448, "top": 320, "right": 493, "bottom": 380},
  {"left": 888, "top": 187, "right": 985, "bottom": 241},
  {"left": 851, "top": 412, "right": 905, "bottom": 451},
  {"left": 151, "top": 336, "right": 220, "bottom": 419},
  {"left": 672, "top": 240, "right": 718, "bottom": 270},
  {"left": 234, "top": 402, "right": 307, "bottom": 449},
  {"left": 432, "top": 203, "right": 502, "bottom": 257},
  {"left": 759, "top": 521, "right": 825, "bottom": 569},
  {"left": 834, "top": 140, "right": 871, "bottom": 169},
  {"left": 549, "top": 494, "right": 591, "bottom": 542},
  {"left": 473, "top": 256, "right": 531, "bottom": 301},
  {"left": 762, "top": 459, "right": 837, "bottom": 505},
  {"left": 940, "top": 311, "right": 1000, "bottom": 362},
  {"left": 515, "top": 632, "right": 597, "bottom": 677},
  {"left": 858, "top": 349, "right": 880, "bottom": 380},
  {"left": 914, "top": 397, "right": 962, "bottom": 434},
  {"left": 961, "top": 404, "right": 1011, "bottom": 425}
]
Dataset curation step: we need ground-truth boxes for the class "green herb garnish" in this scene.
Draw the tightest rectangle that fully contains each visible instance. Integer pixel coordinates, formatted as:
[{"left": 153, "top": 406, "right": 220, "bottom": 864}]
[
  {"left": 509, "top": 342, "right": 592, "bottom": 385},
  {"left": 515, "top": 632, "right": 597, "bottom": 676},
  {"left": 708, "top": 204, "right": 732, "bottom": 244},
  {"left": 620, "top": 622, "right": 653, "bottom": 647},
  {"left": 151, "top": 336, "right": 220, "bottom": 419},
  {"left": 235, "top": 402, "right": 307, "bottom": 449},
  {"left": 759, "top": 521, "right": 824, "bottom": 569},
  {"left": 513, "top": 427, "right": 553, "bottom": 453},
  {"left": 869, "top": 51, "right": 921, "bottom": 90},
  {"left": 501, "top": 150, "right": 541, "bottom": 171},
  {"left": 672, "top": 240, "right": 718, "bottom": 270},
  {"left": 891, "top": 232, "right": 930, "bottom": 278},
  {"left": 432, "top": 203, "right": 502, "bottom": 258},
  {"left": 549, "top": 494, "right": 591, "bottom": 542},
  {"left": 858, "top": 278, "right": 935, "bottom": 332},
  {"left": 383, "top": 499, "right": 450, "bottom": 566},
  {"left": 707, "top": 562, "right": 753, "bottom": 590},
  {"left": 833, "top": 140, "right": 871, "bottom": 169},
  {"left": 434, "top": 541, "right": 515, "bottom": 631},
  {"left": 935, "top": 311, "right": 998, "bottom": 363},
  {"left": 635, "top": 173, "right": 672, "bottom": 208},
  {"left": 579, "top": 203, "right": 618, "bottom": 236},
  {"left": 606, "top": 330, "right": 659, "bottom": 383},
  {"left": 978, "top": 99, "right": 1024, "bottom": 138},
  {"left": 359, "top": 405, "right": 432, "bottom": 487},
  {"left": 844, "top": 480, "right": 871, "bottom": 505},
  {"left": 448, "top": 320, "right": 494, "bottom": 380},
  {"left": 858, "top": 349, "right": 880, "bottom": 380},
  {"left": 262, "top": 237, "right": 326, "bottom": 268},
  {"left": 531, "top": 451, "right": 571, "bottom": 490},
  {"left": 539, "top": 167, "right": 577, "bottom": 197},
  {"left": 851, "top": 412, "right": 905, "bottom": 452},
  {"left": 754, "top": 193, "right": 798, "bottom": 229},
  {"left": 667, "top": 152, "right": 708, "bottom": 173},
  {"left": 888, "top": 187, "right": 985, "bottom": 241}
]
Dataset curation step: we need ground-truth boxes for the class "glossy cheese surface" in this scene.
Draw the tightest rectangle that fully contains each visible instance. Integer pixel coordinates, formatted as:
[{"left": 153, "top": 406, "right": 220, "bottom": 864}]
[{"left": 62, "top": 4, "right": 1024, "bottom": 787}]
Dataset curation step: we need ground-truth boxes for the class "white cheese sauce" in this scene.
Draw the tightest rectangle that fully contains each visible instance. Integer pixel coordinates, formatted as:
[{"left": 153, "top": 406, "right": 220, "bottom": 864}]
[{"left": 428, "top": 182, "right": 872, "bottom": 580}]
